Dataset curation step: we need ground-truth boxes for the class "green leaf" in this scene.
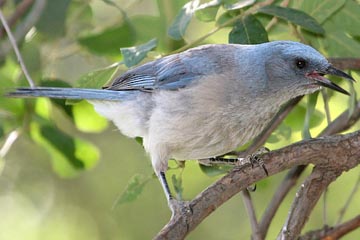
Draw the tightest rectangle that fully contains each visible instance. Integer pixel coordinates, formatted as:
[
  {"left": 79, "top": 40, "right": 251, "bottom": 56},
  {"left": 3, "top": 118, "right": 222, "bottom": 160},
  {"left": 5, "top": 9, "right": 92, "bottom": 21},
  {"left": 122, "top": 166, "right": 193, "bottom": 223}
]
[
  {"left": 72, "top": 101, "right": 108, "bottom": 133},
  {"left": 113, "top": 174, "right": 150, "bottom": 206},
  {"left": 300, "top": 0, "right": 346, "bottom": 24},
  {"left": 36, "top": 0, "right": 71, "bottom": 37},
  {"left": 223, "top": 0, "right": 255, "bottom": 10},
  {"left": 40, "top": 125, "right": 85, "bottom": 169},
  {"left": 284, "top": 104, "right": 324, "bottom": 132},
  {"left": 199, "top": 163, "right": 232, "bottom": 177},
  {"left": 78, "top": 21, "right": 136, "bottom": 55},
  {"left": 302, "top": 93, "right": 319, "bottom": 139},
  {"left": 322, "top": 0, "right": 360, "bottom": 37},
  {"left": 171, "top": 174, "right": 184, "bottom": 200},
  {"left": 267, "top": 124, "right": 292, "bottom": 144},
  {"left": 195, "top": 0, "right": 221, "bottom": 22},
  {"left": 258, "top": 6, "right": 325, "bottom": 34},
  {"left": 168, "top": 1, "right": 199, "bottom": 40},
  {"left": 228, "top": 15, "right": 268, "bottom": 44},
  {"left": 322, "top": 32, "right": 360, "bottom": 57},
  {"left": 120, "top": 38, "right": 158, "bottom": 67},
  {"left": 0, "top": 125, "right": 4, "bottom": 139},
  {"left": 135, "top": 137, "right": 143, "bottom": 145},
  {"left": 216, "top": 11, "right": 236, "bottom": 26},
  {"left": 75, "top": 64, "right": 119, "bottom": 89},
  {"left": 31, "top": 122, "right": 100, "bottom": 177}
]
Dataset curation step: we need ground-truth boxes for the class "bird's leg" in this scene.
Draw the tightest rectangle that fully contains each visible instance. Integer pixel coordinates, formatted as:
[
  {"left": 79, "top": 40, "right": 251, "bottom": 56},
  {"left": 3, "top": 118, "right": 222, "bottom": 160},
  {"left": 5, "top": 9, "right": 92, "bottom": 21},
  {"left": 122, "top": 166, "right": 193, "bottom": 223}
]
[{"left": 157, "top": 171, "right": 191, "bottom": 218}]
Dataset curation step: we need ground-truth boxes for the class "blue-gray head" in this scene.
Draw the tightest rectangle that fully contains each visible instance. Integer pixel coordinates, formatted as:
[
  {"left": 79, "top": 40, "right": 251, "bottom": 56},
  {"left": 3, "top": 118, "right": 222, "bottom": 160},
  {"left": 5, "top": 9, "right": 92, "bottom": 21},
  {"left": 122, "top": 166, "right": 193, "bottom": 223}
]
[{"left": 263, "top": 41, "right": 354, "bottom": 95}]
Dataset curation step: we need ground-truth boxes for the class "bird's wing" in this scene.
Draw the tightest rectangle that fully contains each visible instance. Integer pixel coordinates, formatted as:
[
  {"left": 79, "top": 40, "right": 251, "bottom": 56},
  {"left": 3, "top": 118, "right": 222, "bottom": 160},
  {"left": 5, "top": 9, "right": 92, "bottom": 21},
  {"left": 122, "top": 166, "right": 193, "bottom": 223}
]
[{"left": 104, "top": 45, "right": 223, "bottom": 91}]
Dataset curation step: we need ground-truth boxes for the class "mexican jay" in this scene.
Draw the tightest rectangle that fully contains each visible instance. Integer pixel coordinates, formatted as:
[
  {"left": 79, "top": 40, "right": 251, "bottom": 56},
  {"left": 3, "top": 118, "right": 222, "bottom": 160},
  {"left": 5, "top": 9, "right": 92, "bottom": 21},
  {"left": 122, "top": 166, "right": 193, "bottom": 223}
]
[{"left": 8, "top": 41, "right": 355, "bottom": 214}]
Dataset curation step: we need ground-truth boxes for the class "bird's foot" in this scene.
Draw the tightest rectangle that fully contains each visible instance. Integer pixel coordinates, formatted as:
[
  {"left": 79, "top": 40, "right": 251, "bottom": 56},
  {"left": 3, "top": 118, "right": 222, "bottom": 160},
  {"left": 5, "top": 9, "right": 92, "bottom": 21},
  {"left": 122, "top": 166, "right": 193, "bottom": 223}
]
[
  {"left": 246, "top": 147, "right": 270, "bottom": 176},
  {"left": 168, "top": 198, "right": 192, "bottom": 219}
]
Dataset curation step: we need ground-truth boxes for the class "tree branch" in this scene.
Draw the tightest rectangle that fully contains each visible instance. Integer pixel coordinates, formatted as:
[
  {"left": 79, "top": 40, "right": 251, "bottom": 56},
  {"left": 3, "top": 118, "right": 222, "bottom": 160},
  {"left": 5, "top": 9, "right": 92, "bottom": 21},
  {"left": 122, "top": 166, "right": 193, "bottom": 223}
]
[
  {"left": 258, "top": 98, "right": 360, "bottom": 238},
  {"left": 277, "top": 165, "right": 342, "bottom": 240},
  {"left": 299, "top": 215, "right": 360, "bottom": 240},
  {"left": 155, "top": 131, "right": 360, "bottom": 239}
]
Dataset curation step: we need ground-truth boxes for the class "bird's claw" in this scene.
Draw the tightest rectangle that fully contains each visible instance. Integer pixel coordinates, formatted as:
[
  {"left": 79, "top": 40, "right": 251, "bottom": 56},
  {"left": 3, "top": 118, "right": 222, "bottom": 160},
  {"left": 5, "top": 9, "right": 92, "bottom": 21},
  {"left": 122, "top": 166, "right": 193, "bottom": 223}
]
[
  {"left": 169, "top": 198, "right": 192, "bottom": 219},
  {"left": 247, "top": 147, "right": 269, "bottom": 176}
]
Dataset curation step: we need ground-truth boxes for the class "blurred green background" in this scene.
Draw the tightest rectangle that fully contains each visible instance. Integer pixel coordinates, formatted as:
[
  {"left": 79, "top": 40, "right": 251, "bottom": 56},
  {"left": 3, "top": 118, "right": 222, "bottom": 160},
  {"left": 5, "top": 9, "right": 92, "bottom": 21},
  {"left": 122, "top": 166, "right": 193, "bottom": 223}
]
[{"left": 0, "top": 0, "right": 360, "bottom": 239}]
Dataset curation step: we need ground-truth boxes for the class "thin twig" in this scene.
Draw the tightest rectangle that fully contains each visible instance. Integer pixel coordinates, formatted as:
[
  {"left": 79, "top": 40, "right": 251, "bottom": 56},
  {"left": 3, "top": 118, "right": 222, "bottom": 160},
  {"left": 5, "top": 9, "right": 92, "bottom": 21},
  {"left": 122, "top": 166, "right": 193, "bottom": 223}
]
[
  {"left": 299, "top": 215, "right": 360, "bottom": 240},
  {"left": 0, "top": 129, "right": 20, "bottom": 158},
  {"left": 241, "top": 189, "right": 261, "bottom": 240},
  {"left": 0, "top": 8, "right": 35, "bottom": 87},
  {"left": 337, "top": 174, "right": 360, "bottom": 224},
  {"left": 0, "top": 129, "right": 20, "bottom": 175}
]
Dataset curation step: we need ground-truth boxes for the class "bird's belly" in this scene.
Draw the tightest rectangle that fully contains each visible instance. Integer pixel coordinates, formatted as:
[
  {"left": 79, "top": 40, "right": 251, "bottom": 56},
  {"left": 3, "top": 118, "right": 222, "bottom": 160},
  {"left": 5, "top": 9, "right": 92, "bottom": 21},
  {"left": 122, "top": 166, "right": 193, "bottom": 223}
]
[{"left": 168, "top": 113, "right": 270, "bottom": 160}]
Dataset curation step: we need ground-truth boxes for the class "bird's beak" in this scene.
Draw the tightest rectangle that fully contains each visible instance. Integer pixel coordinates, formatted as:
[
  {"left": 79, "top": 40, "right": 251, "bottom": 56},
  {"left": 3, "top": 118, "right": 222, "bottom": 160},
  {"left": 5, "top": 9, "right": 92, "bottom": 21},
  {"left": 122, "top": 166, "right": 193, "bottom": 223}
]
[{"left": 308, "top": 65, "right": 355, "bottom": 96}]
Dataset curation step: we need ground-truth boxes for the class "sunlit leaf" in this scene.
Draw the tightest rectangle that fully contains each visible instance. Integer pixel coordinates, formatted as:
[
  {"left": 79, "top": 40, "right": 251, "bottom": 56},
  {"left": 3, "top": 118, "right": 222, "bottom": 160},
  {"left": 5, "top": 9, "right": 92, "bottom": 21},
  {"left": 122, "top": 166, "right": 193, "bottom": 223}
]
[
  {"left": 121, "top": 38, "right": 158, "bottom": 67},
  {"left": 72, "top": 101, "right": 108, "bottom": 133},
  {"left": 168, "top": 0, "right": 200, "bottom": 40},
  {"left": 348, "top": 80, "right": 357, "bottom": 118},
  {"left": 223, "top": 0, "right": 255, "bottom": 10},
  {"left": 302, "top": 93, "right": 319, "bottom": 139},
  {"left": 258, "top": 6, "right": 325, "bottom": 34},
  {"left": 114, "top": 174, "right": 150, "bottom": 206},
  {"left": 78, "top": 21, "right": 136, "bottom": 55},
  {"left": 229, "top": 15, "right": 268, "bottom": 44},
  {"left": 284, "top": 104, "right": 324, "bottom": 132},
  {"left": 195, "top": 0, "right": 221, "bottom": 22},
  {"left": 267, "top": 124, "right": 292, "bottom": 144}
]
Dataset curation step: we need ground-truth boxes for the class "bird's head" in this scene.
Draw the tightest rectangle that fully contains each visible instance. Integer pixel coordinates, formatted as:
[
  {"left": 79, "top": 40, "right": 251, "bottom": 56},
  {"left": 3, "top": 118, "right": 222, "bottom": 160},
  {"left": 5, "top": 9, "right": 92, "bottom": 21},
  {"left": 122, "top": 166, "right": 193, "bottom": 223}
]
[{"left": 264, "top": 41, "right": 355, "bottom": 96}]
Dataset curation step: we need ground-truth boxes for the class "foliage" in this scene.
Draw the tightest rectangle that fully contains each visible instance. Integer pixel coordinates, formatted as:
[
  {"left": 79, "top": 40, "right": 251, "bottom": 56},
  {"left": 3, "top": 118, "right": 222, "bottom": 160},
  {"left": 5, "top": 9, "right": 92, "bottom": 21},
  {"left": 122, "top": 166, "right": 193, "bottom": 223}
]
[{"left": 0, "top": 0, "right": 359, "bottom": 239}]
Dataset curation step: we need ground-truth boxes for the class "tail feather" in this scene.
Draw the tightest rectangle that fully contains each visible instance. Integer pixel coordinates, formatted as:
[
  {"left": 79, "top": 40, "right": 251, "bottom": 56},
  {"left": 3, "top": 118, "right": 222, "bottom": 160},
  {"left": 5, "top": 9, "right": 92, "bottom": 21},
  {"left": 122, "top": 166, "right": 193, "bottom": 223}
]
[{"left": 6, "top": 87, "right": 131, "bottom": 101}]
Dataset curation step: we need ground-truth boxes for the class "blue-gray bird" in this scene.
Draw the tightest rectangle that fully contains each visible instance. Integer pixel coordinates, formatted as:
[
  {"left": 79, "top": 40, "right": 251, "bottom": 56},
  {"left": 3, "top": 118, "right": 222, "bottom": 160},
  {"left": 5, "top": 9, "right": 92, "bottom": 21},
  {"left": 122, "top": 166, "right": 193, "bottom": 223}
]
[{"left": 7, "top": 41, "right": 354, "bottom": 214}]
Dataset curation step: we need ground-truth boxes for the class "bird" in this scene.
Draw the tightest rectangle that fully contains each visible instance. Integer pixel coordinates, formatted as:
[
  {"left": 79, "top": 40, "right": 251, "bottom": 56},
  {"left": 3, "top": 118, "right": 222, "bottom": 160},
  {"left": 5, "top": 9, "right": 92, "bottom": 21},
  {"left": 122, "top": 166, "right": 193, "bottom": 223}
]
[{"left": 7, "top": 41, "right": 355, "bottom": 215}]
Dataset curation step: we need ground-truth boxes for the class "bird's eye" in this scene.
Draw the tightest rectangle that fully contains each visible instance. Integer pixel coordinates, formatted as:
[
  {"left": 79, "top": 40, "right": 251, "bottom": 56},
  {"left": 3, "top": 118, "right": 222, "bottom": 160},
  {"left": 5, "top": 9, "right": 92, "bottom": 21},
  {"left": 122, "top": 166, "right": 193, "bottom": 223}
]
[{"left": 296, "top": 59, "right": 306, "bottom": 69}]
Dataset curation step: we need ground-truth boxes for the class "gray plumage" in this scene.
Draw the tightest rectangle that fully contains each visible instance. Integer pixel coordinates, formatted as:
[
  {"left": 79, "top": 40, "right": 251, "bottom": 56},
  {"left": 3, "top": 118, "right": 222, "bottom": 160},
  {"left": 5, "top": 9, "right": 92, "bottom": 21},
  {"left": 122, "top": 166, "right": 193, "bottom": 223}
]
[{"left": 7, "top": 41, "right": 354, "bottom": 212}]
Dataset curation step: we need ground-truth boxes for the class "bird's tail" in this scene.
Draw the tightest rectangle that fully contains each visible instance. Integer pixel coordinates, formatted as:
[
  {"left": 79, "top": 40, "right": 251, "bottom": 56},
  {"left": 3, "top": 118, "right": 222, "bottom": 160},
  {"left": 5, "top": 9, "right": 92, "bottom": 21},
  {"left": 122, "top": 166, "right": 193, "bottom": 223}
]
[{"left": 6, "top": 87, "right": 130, "bottom": 101}]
